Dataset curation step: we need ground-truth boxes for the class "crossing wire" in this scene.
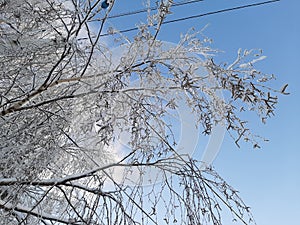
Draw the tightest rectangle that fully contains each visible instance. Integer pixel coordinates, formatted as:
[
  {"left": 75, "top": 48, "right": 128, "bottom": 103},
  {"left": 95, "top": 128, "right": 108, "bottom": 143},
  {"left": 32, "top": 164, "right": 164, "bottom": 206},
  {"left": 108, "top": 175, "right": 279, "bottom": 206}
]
[{"left": 100, "top": 0, "right": 280, "bottom": 37}]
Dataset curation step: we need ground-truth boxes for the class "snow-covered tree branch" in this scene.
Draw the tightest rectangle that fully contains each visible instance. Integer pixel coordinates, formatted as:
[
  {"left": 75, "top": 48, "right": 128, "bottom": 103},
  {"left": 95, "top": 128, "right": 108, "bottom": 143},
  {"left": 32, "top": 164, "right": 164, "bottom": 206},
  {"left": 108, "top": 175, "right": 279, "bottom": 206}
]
[{"left": 0, "top": 0, "right": 283, "bottom": 224}]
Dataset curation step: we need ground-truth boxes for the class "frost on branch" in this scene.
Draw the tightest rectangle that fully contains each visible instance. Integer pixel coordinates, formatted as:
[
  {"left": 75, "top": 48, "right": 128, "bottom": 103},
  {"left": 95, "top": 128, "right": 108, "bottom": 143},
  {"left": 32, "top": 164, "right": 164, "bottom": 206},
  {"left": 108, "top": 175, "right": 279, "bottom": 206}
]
[{"left": 0, "top": 0, "right": 282, "bottom": 224}]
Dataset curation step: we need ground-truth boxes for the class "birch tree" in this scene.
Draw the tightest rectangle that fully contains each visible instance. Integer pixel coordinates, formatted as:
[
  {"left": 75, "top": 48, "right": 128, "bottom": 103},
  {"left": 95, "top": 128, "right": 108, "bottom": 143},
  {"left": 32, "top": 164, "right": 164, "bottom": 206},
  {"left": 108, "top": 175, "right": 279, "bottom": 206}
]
[{"left": 0, "top": 0, "right": 284, "bottom": 224}]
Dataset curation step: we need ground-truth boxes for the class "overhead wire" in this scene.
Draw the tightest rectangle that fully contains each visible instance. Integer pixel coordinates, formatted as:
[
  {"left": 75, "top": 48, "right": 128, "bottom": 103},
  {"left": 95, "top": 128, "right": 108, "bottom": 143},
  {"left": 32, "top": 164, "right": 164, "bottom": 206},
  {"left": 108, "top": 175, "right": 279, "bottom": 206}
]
[
  {"left": 99, "top": 0, "right": 280, "bottom": 37},
  {"left": 162, "top": 0, "right": 280, "bottom": 25},
  {"left": 105, "top": 0, "right": 204, "bottom": 20}
]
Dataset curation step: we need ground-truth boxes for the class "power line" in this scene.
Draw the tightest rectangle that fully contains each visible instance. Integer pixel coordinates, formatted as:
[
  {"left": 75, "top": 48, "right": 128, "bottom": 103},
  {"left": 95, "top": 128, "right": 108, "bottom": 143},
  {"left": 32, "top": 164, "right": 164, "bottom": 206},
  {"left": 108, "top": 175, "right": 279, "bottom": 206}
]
[
  {"left": 100, "top": 0, "right": 280, "bottom": 37},
  {"left": 163, "top": 0, "right": 280, "bottom": 25},
  {"left": 106, "top": 0, "right": 204, "bottom": 20}
]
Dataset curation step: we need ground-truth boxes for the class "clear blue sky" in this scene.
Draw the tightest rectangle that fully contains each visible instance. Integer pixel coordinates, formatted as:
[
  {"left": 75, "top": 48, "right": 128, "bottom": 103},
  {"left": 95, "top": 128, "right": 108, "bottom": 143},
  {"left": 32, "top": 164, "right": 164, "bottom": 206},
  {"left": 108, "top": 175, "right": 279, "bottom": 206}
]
[{"left": 106, "top": 1, "right": 300, "bottom": 224}]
